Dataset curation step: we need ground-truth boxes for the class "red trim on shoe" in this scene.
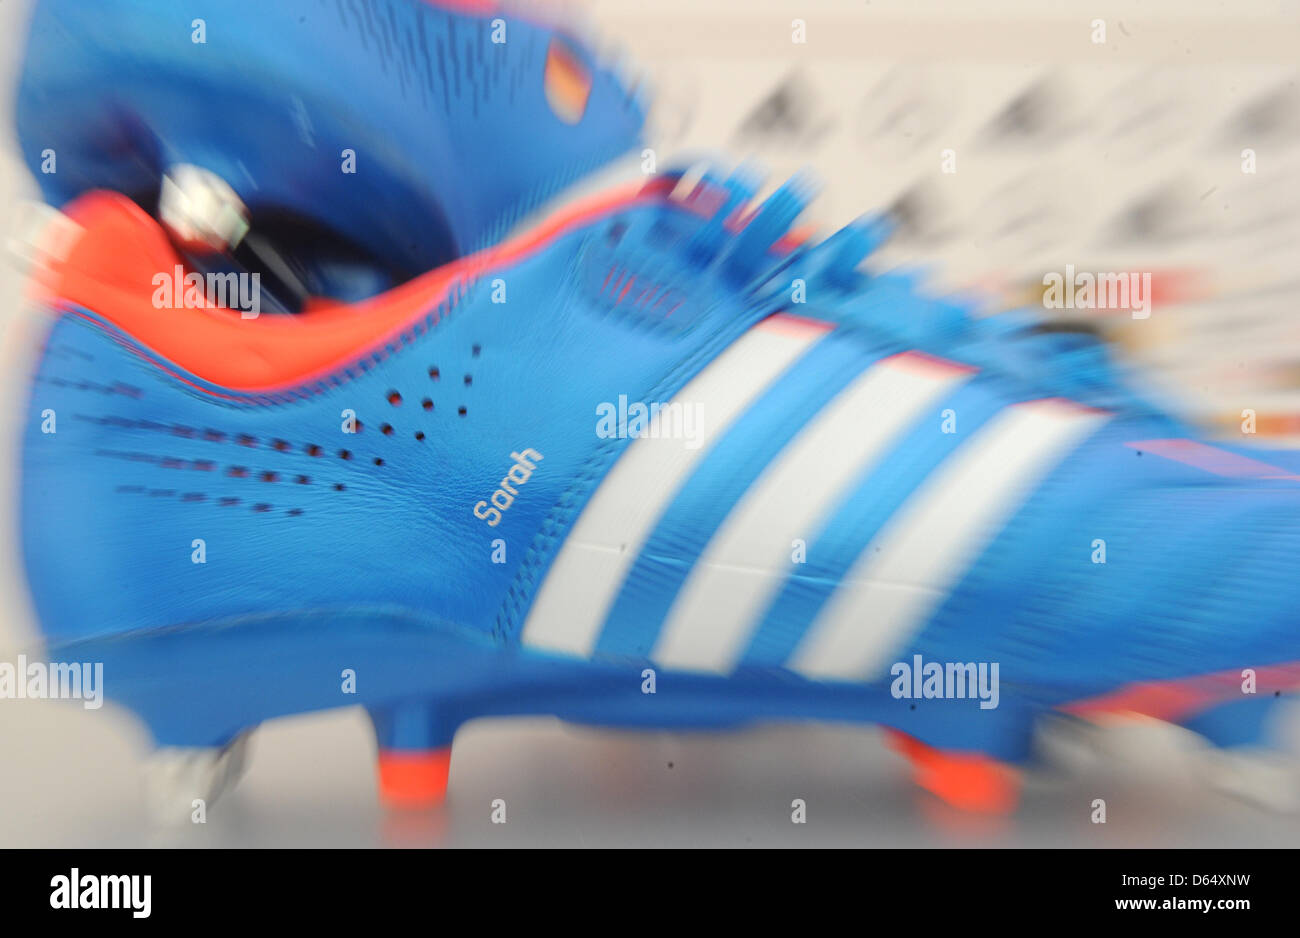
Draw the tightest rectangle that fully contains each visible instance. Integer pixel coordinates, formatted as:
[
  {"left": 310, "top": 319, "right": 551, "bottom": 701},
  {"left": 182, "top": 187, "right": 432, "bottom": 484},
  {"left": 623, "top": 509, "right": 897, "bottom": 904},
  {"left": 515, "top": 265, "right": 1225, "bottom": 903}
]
[
  {"left": 422, "top": 0, "right": 496, "bottom": 12},
  {"left": 1063, "top": 661, "right": 1300, "bottom": 723},
  {"left": 38, "top": 182, "right": 657, "bottom": 394},
  {"left": 1125, "top": 439, "right": 1300, "bottom": 481}
]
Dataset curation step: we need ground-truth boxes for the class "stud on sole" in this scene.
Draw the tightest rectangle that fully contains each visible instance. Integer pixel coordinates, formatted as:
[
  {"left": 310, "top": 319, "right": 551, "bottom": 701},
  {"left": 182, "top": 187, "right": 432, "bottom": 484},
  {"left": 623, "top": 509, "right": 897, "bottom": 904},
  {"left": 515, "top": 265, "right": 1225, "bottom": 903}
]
[
  {"left": 376, "top": 748, "right": 452, "bottom": 809},
  {"left": 885, "top": 728, "right": 1021, "bottom": 814}
]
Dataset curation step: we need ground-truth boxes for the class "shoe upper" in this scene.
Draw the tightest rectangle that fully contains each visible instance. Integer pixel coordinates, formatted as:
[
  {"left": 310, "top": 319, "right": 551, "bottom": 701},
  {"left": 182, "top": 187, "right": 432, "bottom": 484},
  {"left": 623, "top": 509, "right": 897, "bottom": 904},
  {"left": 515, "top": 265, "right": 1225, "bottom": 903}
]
[{"left": 20, "top": 168, "right": 1300, "bottom": 717}]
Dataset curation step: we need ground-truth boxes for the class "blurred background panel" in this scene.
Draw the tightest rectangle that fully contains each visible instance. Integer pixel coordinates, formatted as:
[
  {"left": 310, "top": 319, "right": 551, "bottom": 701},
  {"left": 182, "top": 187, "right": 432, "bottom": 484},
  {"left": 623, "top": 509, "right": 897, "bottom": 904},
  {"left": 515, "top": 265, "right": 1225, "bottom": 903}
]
[{"left": 587, "top": 0, "right": 1300, "bottom": 444}]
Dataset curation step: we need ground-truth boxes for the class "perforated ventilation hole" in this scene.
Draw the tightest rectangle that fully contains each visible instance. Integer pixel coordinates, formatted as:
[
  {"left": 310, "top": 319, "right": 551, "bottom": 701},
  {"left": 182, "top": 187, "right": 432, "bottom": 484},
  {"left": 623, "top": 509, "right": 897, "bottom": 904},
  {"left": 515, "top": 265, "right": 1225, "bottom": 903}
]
[
  {"left": 101, "top": 440, "right": 335, "bottom": 515},
  {"left": 387, "top": 390, "right": 402, "bottom": 406},
  {"left": 94, "top": 403, "right": 411, "bottom": 512},
  {"left": 422, "top": 398, "right": 433, "bottom": 411},
  {"left": 428, "top": 366, "right": 441, "bottom": 381},
  {"left": 458, "top": 406, "right": 467, "bottom": 417},
  {"left": 414, "top": 431, "right": 425, "bottom": 441},
  {"left": 471, "top": 344, "right": 481, "bottom": 358},
  {"left": 463, "top": 374, "right": 472, "bottom": 387}
]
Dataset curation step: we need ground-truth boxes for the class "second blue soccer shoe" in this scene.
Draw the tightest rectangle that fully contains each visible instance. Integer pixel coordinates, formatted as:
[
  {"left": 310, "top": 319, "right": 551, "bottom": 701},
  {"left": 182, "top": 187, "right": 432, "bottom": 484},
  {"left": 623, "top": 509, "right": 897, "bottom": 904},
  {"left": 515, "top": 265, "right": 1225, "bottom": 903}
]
[
  {"left": 16, "top": 0, "right": 645, "bottom": 298},
  {"left": 19, "top": 168, "right": 1300, "bottom": 815}
]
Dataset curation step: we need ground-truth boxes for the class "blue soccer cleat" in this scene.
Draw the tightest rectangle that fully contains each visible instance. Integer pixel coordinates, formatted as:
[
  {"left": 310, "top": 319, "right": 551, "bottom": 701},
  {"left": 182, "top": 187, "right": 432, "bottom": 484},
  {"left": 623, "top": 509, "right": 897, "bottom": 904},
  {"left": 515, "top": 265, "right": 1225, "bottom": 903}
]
[
  {"left": 15, "top": 0, "right": 646, "bottom": 301},
  {"left": 18, "top": 166, "right": 1300, "bottom": 816}
]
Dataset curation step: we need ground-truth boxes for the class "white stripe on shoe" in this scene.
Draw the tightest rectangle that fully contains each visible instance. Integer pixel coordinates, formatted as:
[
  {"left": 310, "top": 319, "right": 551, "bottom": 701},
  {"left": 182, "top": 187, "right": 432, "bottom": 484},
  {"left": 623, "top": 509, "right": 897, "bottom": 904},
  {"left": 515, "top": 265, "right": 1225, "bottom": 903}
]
[
  {"left": 521, "top": 315, "right": 828, "bottom": 657},
  {"left": 651, "top": 352, "right": 974, "bottom": 674},
  {"left": 789, "top": 398, "right": 1111, "bottom": 683}
]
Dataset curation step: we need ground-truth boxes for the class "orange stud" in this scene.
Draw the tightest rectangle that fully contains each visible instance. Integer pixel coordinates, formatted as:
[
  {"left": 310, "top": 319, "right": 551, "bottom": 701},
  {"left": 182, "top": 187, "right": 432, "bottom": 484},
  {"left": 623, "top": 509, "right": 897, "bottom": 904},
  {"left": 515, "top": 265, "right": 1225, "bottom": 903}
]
[
  {"left": 885, "top": 730, "right": 1020, "bottom": 814},
  {"left": 377, "top": 748, "right": 452, "bottom": 809},
  {"left": 882, "top": 727, "right": 927, "bottom": 760}
]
